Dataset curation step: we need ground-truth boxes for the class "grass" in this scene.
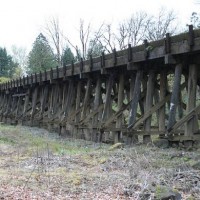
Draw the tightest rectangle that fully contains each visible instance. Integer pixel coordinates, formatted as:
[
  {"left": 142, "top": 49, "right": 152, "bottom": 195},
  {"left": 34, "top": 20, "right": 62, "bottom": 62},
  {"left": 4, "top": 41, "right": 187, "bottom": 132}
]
[
  {"left": 0, "top": 124, "right": 95, "bottom": 156},
  {"left": 0, "top": 124, "right": 199, "bottom": 199}
]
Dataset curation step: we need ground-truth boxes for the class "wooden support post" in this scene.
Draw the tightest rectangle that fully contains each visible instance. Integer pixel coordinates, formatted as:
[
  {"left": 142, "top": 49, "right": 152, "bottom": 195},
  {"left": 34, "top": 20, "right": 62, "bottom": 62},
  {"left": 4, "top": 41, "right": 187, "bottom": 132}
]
[
  {"left": 81, "top": 78, "right": 92, "bottom": 120},
  {"left": 92, "top": 76, "right": 102, "bottom": 142},
  {"left": 101, "top": 52, "right": 105, "bottom": 74},
  {"left": 128, "top": 70, "right": 143, "bottom": 143},
  {"left": 154, "top": 87, "right": 160, "bottom": 123},
  {"left": 11, "top": 96, "right": 17, "bottom": 113},
  {"left": 81, "top": 78, "right": 92, "bottom": 140},
  {"left": 101, "top": 74, "right": 114, "bottom": 142},
  {"left": 75, "top": 81, "right": 82, "bottom": 123},
  {"left": 52, "top": 83, "right": 60, "bottom": 114},
  {"left": 178, "top": 91, "right": 183, "bottom": 120},
  {"left": 61, "top": 83, "right": 68, "bottom": 112},
  {"left": 143, "top": 70, "right": 155, "bottom": 144},
  {"left": 5, "top": 95, "right": 12, "bottom": 115},
  {"left": 1, "top": 94, "right": 7, "bottom": 114},
  {"left": 185, "top": 64, "right": 198, "bottom": 146},
  {"left": 31, "top": 87, "right": 38, "bottom": 118},
  {"left": 167, "top": 63, "right": 182, "bottom": 131},
  {"left": 102, "top": 74, "right": 114, "bottom": 122},
  {"left": 40, "top": 86, "right": 49, "bottom": 116},
  {"left": 63, "top": 80, "right": 74, "bottom": 117},
  {"left": 115, "top": 74, "right": 124, "bottom": 143},
  {"left": 159, "top": 69, "right": 167, "bottom": 136},
  {"left": 23, "top": 89, "right": 30, "bottom": 117},
  {"left": 129, "top": 74, "right": 135, "bottom": 102},
  {"left": 16, "top": 96, "right": 22, "bottom": 117}
]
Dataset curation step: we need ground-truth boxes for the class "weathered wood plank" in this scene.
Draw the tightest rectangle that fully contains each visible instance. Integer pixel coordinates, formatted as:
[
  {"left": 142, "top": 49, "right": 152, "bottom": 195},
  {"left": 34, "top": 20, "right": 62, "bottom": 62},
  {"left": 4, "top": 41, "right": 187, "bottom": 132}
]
[
  {"left": 93, "top": 76, "right": 102, "bottom": 126},
  {"left": 40, "top": 86, "right": 49, "bottom": 116},
  {"left": 75, "top": 81, "right": 82, "bottom": 123},
  {"left": 169, "top": 104, "right": 200, "bottom": 133},
  {"left": 81, "top": 78, "right": 92, "bottom": 120},
  {"left": 159, "top": 69, "right": 167, "bottom": 134},
  {"left": 167, "top": 63, "right": 182, "bottom": 131},
  {"left": 31, "top": 87, "right": 38, "bottom": 118},
  {"left": 130, "top": 94, "right": 170, "bottom": 131},
  {"left": 115, "top": 74, "right": 124, "bottom": 142},
  {"left": 102, "top": 74, "right": 114, "bottom": 122},
  {"left": 23, "top": 89, "right": 30, "bottom": 117},
  {"left": 128, "top": 70, "right": 143, "bottom": 127},
  {"left": 143, "top": 70, "right": 155, "bottom": 144},
  {"left": 185, "top": 64, "right": 198, "bottom": 145}
]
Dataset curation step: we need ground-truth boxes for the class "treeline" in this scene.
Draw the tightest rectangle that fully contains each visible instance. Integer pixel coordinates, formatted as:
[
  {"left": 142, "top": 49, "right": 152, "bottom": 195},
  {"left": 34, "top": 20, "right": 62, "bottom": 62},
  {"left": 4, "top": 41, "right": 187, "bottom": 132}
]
[
  {"left": 0, "top": 48, "right": 18, "bottom": 82},
  {"left": 0, "top": 8, "right": 200, "bottom": 82}
]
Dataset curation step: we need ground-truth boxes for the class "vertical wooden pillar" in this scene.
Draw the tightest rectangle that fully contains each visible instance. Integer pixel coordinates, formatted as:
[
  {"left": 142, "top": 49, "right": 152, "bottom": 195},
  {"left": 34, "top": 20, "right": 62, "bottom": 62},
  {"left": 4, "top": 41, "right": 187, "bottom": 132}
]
[
  {"left": 102, "top": 74, "right": 114, "bottom": 121},
  {"left": 101, "top": 74, "right": 114, "bottom": 142},
  {"left": 143, "top": 70, "right": 155, "bottom": 144},
  {"left": 81, "top": 78, "right": 92, "bottom": 120},
  {"left": 128, "top": 70, "right": 143, "bottom": 143},
  {"left": 129, "top": 74, "right": 135, "bottom": 102},
  {"left": 40, "top": 86, "right": 48, "bottom": 117},
  {"left": 75, "top": 81, "right": 82, "bottom": 123},
  {"left": 23, "top": 89, "right": 30, "bottom": 118},
  {"left": 16, "top": 97, "right": 22, "bottom": 117},
  {"left": 167, "top": 63, "right": 182, "bottom": 131},
  {"left": 159, "top": 69, "right": 167, "bottom": 136},
  {"left": 52, "top": 83, "right": 60, "bottom": 115},
  {"left": 115, "top": 74, "right": 124, "bottom": 143},
  {"left": 81, "top": 78, "right": 92, "bottom": 140},
  {"left": 5, "top": 95, "right": 12, "bottom": 115},
  {"left": 11, "top": 97, "right": 17, "bottom": 113},
  {"left": 92, "top": 76, "right": 102, "bottom": 142},
  {"left": 61, "top": 83, "right": 68, "bottom": 114},
  {"left": 185, "top": 64, "right": 198, "bottom": 146},
  {"left": 64, "top": 80, "right": 75, "bottom": 136},
  {"left": 63, "top": 80, "right": 74, "bottom": 117},
  {"left": 31, "top": 87, "right": 38, "bottom": 123}
]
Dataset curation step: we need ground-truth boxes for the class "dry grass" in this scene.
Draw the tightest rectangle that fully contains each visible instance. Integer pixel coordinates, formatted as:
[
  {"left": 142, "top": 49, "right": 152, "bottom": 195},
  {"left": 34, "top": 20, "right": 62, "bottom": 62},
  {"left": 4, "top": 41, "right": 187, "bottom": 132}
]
[{"left": 0, "top": 124, "right": 199, "bottom": 199}]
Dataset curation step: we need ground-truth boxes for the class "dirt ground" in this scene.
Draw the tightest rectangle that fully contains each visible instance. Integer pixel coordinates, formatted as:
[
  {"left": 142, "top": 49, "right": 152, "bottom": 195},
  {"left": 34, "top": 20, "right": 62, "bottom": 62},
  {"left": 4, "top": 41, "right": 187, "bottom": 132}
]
[{"left": 0, "top": 124, "right": 200, "bottom": 200}]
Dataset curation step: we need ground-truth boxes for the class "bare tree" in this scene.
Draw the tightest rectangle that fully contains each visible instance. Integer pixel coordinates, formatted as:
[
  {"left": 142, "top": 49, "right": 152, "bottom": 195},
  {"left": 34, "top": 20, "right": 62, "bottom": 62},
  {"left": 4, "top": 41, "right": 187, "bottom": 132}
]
[
  {"left": 45, "top": 17, "right": 64, "bottom": 66},
  {"left": 59, "top": 8, "right": 179, "bottom": 62},
  {"left": 79, "top": 19, "right": 91, "bottom": 60},
  {"left": 11, "top": 45, "right": 27, "bottom": 77},
  {"left": 116, "top": 11, "right": 151, "bottom": 49},
  {"left": 95, "top": 11, "right": 152, "bottom": 52},
  {"left": 97, "top": 24, "right": 117, "bottom": 53},
  {"left": 117, "top": 22, "right": 128, "bottom": 50},
  {"left": 189, "top": 12, "right": 200, "bottom": 29},
  {"left": 65, "top": 19, "right": 105, "bottom": 60},
  {"left": 145, "top": 8, "right": 178, "bottom": 41},
  {"left": 64, "top": 19, "right": 91, "bottom": 60}
]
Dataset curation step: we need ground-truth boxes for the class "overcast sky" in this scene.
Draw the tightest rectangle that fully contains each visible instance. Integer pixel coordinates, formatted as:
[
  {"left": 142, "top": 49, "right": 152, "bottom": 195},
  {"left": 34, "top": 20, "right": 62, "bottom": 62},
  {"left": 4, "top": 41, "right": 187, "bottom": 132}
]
[{"left": 0, "top": 0, "right": 198, "bottom": 53}]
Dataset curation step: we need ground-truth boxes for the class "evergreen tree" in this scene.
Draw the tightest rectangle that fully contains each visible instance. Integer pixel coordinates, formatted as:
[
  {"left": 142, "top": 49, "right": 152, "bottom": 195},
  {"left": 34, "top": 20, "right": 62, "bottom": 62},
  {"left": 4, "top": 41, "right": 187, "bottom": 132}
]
[
  {"left": 27, "top": 33, "right": 56, "bottom": 74},
  {"left": 0, "top": 47, "right": 18, "bottom": 78},
  {"left": 87, "top": 40, "right": 104, "bottom": 58},
  {"left": 62, "top": 47, "right": 75, "bottom": 66}
]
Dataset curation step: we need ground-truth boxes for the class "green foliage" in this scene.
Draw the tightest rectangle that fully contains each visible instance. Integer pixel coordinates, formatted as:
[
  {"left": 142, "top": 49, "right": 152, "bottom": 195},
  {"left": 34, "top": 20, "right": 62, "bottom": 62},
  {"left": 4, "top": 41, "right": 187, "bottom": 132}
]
[
  {"left": 27, "top": 33, "right": 56, "bottom": 74},
  {"left": 0, "top": 77, "right": 10, "bottom": 83},
  {"left": 62, "top": 46, "right": 75, "bottom": 66},
  {"left": 12, "top": 67, "right": 23, "bottom": 79},
  {"left": 0, "top": 136, "right": 15, "bottom": 144},
  {"left": 0, "top": 47, "right": 18, "bottom": 78},
  {"left": 87, "top": 40, "right": 104, "bottom": 58}
]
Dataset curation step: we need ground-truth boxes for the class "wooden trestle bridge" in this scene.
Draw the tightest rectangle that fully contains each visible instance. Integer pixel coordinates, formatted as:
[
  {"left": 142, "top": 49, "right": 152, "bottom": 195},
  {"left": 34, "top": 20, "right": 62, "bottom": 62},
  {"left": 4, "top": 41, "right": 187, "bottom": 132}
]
[{"left": 1, "top": 26, "right": 200, "bottom": 146}]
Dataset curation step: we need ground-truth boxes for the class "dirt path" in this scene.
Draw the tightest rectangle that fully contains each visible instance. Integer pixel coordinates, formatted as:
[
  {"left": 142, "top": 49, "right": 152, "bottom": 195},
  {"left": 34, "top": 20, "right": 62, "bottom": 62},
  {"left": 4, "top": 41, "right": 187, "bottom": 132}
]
[{"left": 0, "top": 125, "right": 200, "bottom": 199}]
